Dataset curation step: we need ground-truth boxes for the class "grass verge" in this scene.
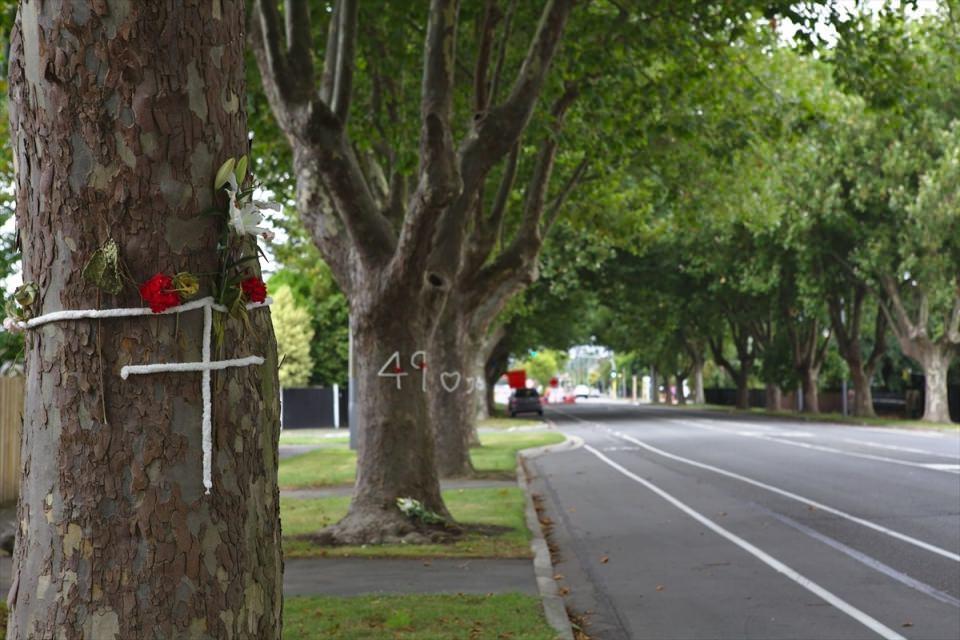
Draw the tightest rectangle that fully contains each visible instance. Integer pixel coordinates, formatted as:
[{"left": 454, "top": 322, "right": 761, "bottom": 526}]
[
  {"left": 284, "top": 594, "right": 557, "bottom": 640},
  {"left": 687, "top": 403, "right": 960, "bottom": 432},
  {"left": 0, "top": 594, "right": 554, "bottom": 640},
  {"left": 279, "top": 431, "right": 565, "bottom": 490},
  {"left": 479, "top": 416, "right": 547, "bottom": 430},
  {"left": 279, "top": 429, "right": 350, "bottom": 445},
  {"left": 282, "top": 487, "right": 530, "bottom": 558}
]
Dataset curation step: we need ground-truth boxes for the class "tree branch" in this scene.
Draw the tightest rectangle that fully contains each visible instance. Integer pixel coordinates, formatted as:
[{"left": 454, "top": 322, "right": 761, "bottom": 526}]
[
  {"left": 320, "top": 0, "right": 342, "bottom": 104},
  {"left": 947, "top": 286, "right": 960, "bottom": 344},
  {"left": 542, "top": 157, "right": 588, "bottom": 233},
  {"left": 865, "top": 302, "right": 888, "bottom": 374},
  {"left": 285, "top": 0, "right": 314, "bottom": 88},
  {"left": 463, "top": 142, "right": 520, "bottom": 276},
  {"left": 331, "top": 0, "right": 359, "bottom": 121},
  {"left": 880, "top": 275, "right": 921, "bottom": 340},
  {"left": 388, "top": 0, "right": 463, "bottom": 290},
  {"left": 474, "top": 0, "right": 501, "bottom": 114},
  {"left": 253, "top": 0, "right": 294, "bottom": 103},
  {"left": 489, "top": 0, "right": 517, "bottom": 104}
]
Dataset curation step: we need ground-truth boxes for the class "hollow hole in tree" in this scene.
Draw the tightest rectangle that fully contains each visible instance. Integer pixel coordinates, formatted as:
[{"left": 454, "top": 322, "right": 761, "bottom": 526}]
[{"left": 427, "top": 273, "right": 445, "bottom": 289}]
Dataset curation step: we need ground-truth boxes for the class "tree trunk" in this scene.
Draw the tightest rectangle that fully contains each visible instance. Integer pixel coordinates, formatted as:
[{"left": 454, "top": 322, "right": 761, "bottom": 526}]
[
  {"left": 920, "top": 348, "right": 954, "bottom": 423},
  {"left": 663, "top": 374, "right": 674, "bottom": 405},
  {"left": 676, "top": 374, "right": 687, "bottom": 405},
  {"left": 849, "top": 364, "right": 877, "bottom": 418},
  {"left": 429, "top": 310, "right": 477, "bottom": 478},
  {"left": 765, "top": 383, "right": 782, "bottom": 411},
  {"left": 800, "top": 366, "right": 821, "bottom": 414},
  {"left": 735, "top": 372, "right": 750, "bottom": 410},
  {"left": 692, "top": 359, "right": 706, "bottom": 405},
  {"left": 650, "top": 368, "right": 659, "bottom": 404},
  {"left": 320, "top": 310, "right": 452, "bottom": 543},
  {"left": 8, "top": 2, "right": 283, "bottom": 637}
]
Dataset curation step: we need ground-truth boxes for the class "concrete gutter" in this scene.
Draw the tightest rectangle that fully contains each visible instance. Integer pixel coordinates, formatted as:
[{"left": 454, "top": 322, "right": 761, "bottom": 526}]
[{"left": 517, "top": 432, "right": 584, "bottom": 640}]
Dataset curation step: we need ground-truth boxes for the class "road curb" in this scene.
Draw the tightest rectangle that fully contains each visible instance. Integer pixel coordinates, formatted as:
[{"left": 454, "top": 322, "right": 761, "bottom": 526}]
[{"left": 517, "top": 433, "right": 583, "bottom": 640}]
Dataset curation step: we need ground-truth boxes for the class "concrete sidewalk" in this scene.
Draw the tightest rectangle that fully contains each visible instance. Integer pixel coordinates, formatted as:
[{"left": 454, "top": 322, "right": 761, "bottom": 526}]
[{"left": 0, "top": 556, "right": 537, "bottom": 597}]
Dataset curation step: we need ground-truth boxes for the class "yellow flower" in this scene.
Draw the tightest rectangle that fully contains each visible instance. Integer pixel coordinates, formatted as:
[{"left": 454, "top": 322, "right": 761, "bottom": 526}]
[{"left": 173, "top": 272, "right": 200, "bottom": 299}]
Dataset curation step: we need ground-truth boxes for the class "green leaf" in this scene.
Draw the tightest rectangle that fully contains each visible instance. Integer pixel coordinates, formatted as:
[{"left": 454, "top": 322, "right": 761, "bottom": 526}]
[
  {"left": 214, "top": 157, "right": 236, "bottom": 190},
  {"left": 82, "top": 239, "right": 124, "bottom": 295},
  {"left": 234, "top": 155, "right": 249, "bottom": 186}
]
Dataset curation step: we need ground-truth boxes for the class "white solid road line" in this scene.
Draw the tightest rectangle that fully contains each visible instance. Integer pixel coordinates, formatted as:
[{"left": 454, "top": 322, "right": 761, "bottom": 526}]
[
  {"left": 675, "top": 419, "right": 960, "bottom": 475},
  {"left": 550, "top": 408, "right": 960, "bottom": 562},
  {"left": 608, "top": 427, "right": 960, "bottom": 562},
  {"left": 757, "top": 505, "right": 960, "bottom": 609},
  {"left": 837, "top": 438, "right": 960, "bottom": 460},
  {"left": 583, "top": 445, "right": 909, "bottom": 640}
]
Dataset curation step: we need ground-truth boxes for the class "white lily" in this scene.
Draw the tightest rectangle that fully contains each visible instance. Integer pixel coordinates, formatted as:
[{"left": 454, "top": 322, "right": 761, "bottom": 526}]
[{"left": 224, "top": 174, "right": 280, "bottom": 238}]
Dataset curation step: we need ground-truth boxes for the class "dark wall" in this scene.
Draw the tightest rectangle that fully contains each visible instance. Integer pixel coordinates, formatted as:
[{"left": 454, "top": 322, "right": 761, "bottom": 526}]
[{"left": 281, "top": 386, "right": 349, "bottom": 429}]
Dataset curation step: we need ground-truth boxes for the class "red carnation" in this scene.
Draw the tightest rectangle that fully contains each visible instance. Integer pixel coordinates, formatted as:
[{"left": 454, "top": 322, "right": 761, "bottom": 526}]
[
  {"left": 241, "top": 277, "right": 268, "bottom": 304},
  {"left": 139, "top": 273, "right": 181, "bottom": 313}
]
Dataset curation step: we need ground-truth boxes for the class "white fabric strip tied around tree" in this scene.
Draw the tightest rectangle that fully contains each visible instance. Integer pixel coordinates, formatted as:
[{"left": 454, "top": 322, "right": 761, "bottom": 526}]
[{"left": 19, "top": 295, "right": 272, "bottom": 494}]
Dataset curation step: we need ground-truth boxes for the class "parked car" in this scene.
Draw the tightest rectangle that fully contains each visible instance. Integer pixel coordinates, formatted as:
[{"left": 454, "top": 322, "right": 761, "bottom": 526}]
[{"left": 509, "top": 388, "right": 543, "bottom": 417}]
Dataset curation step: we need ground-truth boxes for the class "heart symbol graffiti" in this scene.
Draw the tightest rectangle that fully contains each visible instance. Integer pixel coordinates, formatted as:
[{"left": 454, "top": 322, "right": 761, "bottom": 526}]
[{"left": 440, "top": 371, "right": 462, "bottom": 392}]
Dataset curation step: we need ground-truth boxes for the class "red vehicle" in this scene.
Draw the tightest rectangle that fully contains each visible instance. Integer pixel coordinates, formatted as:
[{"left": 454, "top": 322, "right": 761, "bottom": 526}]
[{"left": 508, "top": 388, "right": 543, "bottom": 417}]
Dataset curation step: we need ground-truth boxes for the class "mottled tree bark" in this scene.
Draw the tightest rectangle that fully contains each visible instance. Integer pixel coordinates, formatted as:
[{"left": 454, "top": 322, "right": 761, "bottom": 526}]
[
  {"left": 709, "top": 328, "right": 755, "bottom": 410},
  {"left": 880, "top": 277, "right": 959, "bottom": 424},
  {"left": 8, "top": 1, "right": 282, "bottom": 638},
  {"left": 789, "top": 319, "right": 829, "bottom": 415},
  {"left": 765, "top": 383, "right": 782, "bottom": 411},
  {"left": 253, "top": 0, "right": 577, "bottom": 542},
  {"left": 828, "top": 289, "right": 886, "bottom": 418},
  {"left": 430, "top": 301, "right": 477, "bottom": 478}
]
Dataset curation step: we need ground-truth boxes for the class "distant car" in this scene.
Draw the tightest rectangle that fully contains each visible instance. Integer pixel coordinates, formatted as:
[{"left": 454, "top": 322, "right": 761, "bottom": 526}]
[
  {"left": 574, "top": 384, "right": 601, "bottom": 399},
  {"left": 509, "top": 388, "right": 543, "bottom": 417}
]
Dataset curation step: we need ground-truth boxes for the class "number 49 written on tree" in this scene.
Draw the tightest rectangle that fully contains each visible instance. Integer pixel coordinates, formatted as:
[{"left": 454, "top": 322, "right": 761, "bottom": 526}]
[{"left": 378, "top": 351, "right": 428, "bottom": 390}]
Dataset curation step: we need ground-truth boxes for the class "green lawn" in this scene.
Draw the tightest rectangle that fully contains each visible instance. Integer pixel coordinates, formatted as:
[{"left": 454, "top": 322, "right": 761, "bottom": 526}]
[
  {"left": 280, "top": 447, "right": 358, "bottom": 488},
  {"left": 479, "top": 416, "right": 546, "bottom": 429},
  {"left": 279, "top": 431, "right": 565, "bottom": 490},
  {"left": 282, "top": 487, "right": 531, "bottom": 558},
  {"left": 469, "top": 432, "right": 565, "bottom": 475},
  {"left": 691, "top": 404, "right": 960, "bottom": 432},
  {"left": 279, "top": 429, "right": 350, "bottom": 445},
  {"left": 283, "top": 594, "right": 557, "bottom": 640}
]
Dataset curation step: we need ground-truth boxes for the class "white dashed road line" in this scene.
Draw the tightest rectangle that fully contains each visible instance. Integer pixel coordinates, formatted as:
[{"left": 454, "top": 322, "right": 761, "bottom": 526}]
[{"left": 583, "top": 444, "right": 909, "bottom": 640}]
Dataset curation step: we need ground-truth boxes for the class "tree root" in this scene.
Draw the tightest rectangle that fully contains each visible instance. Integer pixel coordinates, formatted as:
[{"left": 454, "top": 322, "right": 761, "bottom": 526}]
[{"left": 312, "top": 507, "right": 464, "bottom": 547}]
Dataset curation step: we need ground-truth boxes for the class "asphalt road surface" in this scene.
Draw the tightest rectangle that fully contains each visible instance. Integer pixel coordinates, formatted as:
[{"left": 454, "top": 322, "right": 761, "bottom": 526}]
[{"left": 530, "top": 402, "right": 960, "bottom": 640}]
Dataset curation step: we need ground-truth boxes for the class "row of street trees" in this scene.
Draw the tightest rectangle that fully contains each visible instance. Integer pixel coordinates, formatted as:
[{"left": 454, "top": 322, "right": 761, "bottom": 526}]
[{"left": 593, "top": 6, "right": 959, "bottom": 423}]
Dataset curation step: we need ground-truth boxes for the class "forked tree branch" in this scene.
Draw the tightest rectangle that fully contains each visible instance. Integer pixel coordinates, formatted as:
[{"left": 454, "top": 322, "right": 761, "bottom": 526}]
[
  {"left": 463, "top": 142, "right": 520, "bottom": 276},
  {"left": 417, "top": 0, "right": 576, "bottom": 295}
]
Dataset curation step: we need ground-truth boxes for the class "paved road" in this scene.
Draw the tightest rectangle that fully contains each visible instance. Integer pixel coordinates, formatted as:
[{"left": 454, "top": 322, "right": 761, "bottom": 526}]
[{"left": 530, "top": 403, "right": 960, "bottom": 640}]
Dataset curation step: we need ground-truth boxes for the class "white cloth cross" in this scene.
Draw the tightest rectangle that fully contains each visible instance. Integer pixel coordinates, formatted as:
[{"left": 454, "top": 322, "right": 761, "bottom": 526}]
[{"left": 19, "top": 295, "right": 272, "bottom": 494}]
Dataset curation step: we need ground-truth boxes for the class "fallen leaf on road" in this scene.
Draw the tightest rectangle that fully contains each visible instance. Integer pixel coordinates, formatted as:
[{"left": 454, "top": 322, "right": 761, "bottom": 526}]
[
  {"left": 600, "top": 556, "right": 609, "bottom": 564},
  {"left": 902, "top": 622, "right": 913, "bottom": 628},
  {"left": 807, "top": 505, "right": 817, "bottom": 511},
  {"left": 553, "top": 574, "right": 565, "bottom": 581},
  {"left": 559, "top": 586, "right": 571, "bottom": 595},
  {"left": 656, "top": 585, "right": 665, "bottom": 592},
  {"left": 717, "top": 512, "right": 727, "bottom": 517}
]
